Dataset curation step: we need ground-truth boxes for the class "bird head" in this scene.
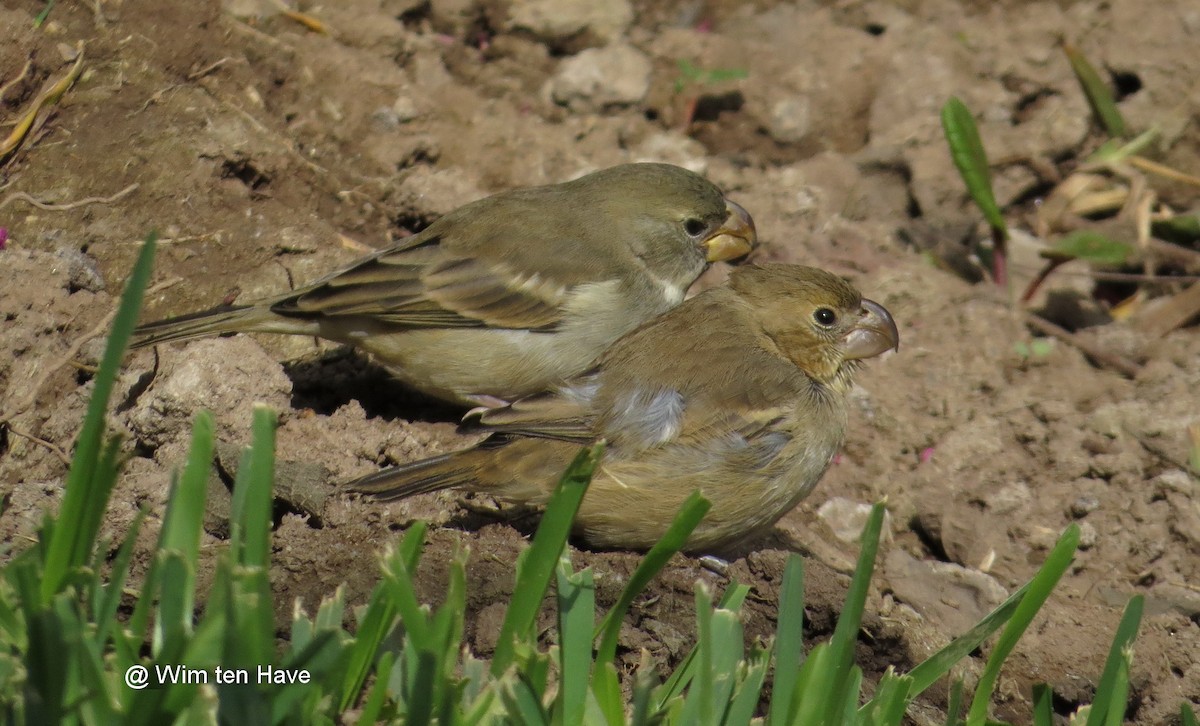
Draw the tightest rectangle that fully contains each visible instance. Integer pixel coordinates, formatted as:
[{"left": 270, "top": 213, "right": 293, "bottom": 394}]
[
  {"left": 729, "top": 264, "right": 899, "bottom": 387},
  {"left": 579, "top": 163, "right": 756, "bottom": 292}
]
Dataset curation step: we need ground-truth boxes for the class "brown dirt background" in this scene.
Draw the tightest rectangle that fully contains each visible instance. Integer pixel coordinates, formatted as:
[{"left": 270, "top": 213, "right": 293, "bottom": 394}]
[{"left": 2, "top": 0, "right": 1199, "bottom": 722}]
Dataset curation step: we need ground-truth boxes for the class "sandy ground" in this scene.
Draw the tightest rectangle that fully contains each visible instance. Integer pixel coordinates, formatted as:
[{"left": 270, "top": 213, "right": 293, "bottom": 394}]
[{"left": 2, "top": 0, "right": 1199, "bottom": 722}]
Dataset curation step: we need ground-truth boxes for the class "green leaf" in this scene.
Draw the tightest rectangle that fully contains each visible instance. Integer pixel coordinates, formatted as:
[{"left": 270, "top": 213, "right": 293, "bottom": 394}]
[
  {"left": 1181, "top": 702, "right": 1199, "bottom": 726},
  {"left": 1062, "top": 42, "right": 1127, "bottom": 138},
  {"left": 768, "top": 555, "right": 804, "bottom": 726},
  {"left": 941, "top": 97, "right": 1007, "bottom": 237},
  {"left": 492, "top": 443, "right": 601, "bottom": 676},
  {"left": 1043, "top": 231, "right": 1134, "bottom": 266},
  {"left": 655, "top": 582, "right": 749, "bottom": 711},
  {"left": 159, "top": 412, "right": 215, "bottom": 561},
  {"left": 355, "top": 651, "right": 395, "bottom": 725},
  {"left": 1032, "top": 684, "right": 1054, "bottom": 726},
  {"left": 41, "top": 234, "right": 156, "bottom": 603},
  {"left": 1150, "top": 214, "right": 1200, "bottom": 245},
  {"left": 33, "top": 0, "right": 55, "bottom": 27},
  {"left": 966, "top": 524, "right": 1080, "bottom": 726},
  {"left": 1085, "top": 596, "right": 1143, "bottom": 726},
  {"left": 595, "top": 490, "right": 711, "bottom": 667},
  {"left": 555, "top": 553, "right": 595, "bottom": 726},
  {"left": 945, "top": 679, "right": 965, "bottom": 726},
  {"left": 93, "top": 508, "right": 146, "bottom": 647},
  {"left": 824, "top": 502, "right": 887, "bottom": 721},
  {"left": 860, "top": 668, "right": 912, "bottom": 726},
  {"left": 230, "top": 405, "right": 277, "bottom": 569}
]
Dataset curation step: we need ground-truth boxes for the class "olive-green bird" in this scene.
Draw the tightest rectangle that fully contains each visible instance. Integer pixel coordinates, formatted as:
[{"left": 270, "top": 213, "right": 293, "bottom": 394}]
[
  {"left": 132, "top": 163, "right": 756, "bottom": 407},
  {"left": 350, "top": 263, "right": 899, "bottom": 553}
]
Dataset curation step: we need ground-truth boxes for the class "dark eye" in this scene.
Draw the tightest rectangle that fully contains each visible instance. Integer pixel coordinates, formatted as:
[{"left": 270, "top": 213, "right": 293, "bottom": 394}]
[
  {"left": 683, "top": 218, "right": 707, "bottom": 237},
  {"left": 813, "top": 308, "right": 837, "bottom": 327}
]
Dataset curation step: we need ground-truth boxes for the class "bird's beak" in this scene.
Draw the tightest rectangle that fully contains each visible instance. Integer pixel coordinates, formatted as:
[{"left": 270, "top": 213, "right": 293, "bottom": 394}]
[
  {"left": 702, "top": 199, "right": 756, "bottom": 262},
  {"left": 842, "top": 298, "right": 899, "bottom": 360}
]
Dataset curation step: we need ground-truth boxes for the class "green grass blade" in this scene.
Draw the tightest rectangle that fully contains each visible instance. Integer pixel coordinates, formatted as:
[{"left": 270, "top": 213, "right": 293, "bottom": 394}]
[
  {"left": 339, "top": 525, "right": 418, "bottom": 710},
  {"left": 656, "top": 582, "right": 750, "bottom": 709},
  {"left": 1181, "top": 702, "right": 1199, "bottom": 726},
  {"left": 1086, "top": 596, "right": 1143, "bottom": 726},
  {"left": 692, "top": 584, "right": 715, "bottom": 726},
  {"left": 152, "top": 551, "right": 193, "bottom": 656},
  {"left": 791, "top": 642, "right": 831, "bottom": 725},
  {"left": 941, "top": 97, "right": 1006, "bottom": 237},
  {"left": 502, "top": 675, "right": 552, "bottom": 726},
  {"left": 591, "top": 662, "right": 624, "bottom": 726},
  {"left": 628, "top": 653, "right": 661, "bottom": 726},
  {"left": 354, "top": 650, "right": 395, "bottom": 725},
  {"left": 724, "top": 650, "right": 768, "bottom": 726},
  {"left": 905, "top": 582, "right": 1031, "bottom": 697},
  {"left": 492, "top": 443, "right": 602, "bottom": 677},
  {"left": 555, "top": 552, "right": 595, "bottom": 726},
  {"left": 824, "top": 501, "right": 887, "bottom": 721},
  {"left": 41, "top": 233, "right": 156, "bottom": 603},
  {"left": 231, "top": 405, "right": 277, "bottom": 568},
  {"left": 93, "top": 508, "right": 146, "bottom": 646},
  {"left": 1062, "top": 41, "right": 1127, "bottom": 138},
  {"left": 859, "top": 668, "right": 911, "bottom": 725},
  {"left": 945, "top": 679, "right": 964, "bottom": 726},
  {"left": 159, "top": 411, "right": 215, "bottom": 560},
  {"left": 1101, "top": 649, "right": 1131, "bottom": 726},
  {"left": 1151, "top": 214, "right": 1200, "bottom": 246},
  {"left": 595, "top": 490, "right": 711, "bottom": 666},
  {"left": 708, "top": 609, "right": 744, "bottom": 721},
  {"left": 1044, "top": 232, "right": 1133, "bottom": 266},
  {"left": 966, "top": 524, "right": 1080, "bottom": 726},
  {"left": 768, "top": 555, "right": 804, "bottom": 726},
  {"left": 1032, "top": 684, "right": 1053, "bottom": 726},
  {"left": 398, "top": 520, "right": 428, "bottom": 573}
]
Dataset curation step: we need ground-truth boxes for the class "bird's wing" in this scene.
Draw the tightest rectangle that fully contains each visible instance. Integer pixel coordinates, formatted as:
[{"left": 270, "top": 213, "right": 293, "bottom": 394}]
[
  {"left": 270, "top": 235, "right": 572, "bottom": 330},
  {"left": 468, "top": 377, "right": 601, "bottom": 444}
]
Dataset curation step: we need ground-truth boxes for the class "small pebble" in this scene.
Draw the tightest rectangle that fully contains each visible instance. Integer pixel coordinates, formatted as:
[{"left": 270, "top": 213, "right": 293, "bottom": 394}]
[
  {"left": 1069, "top": 495, "right": 1101, "bottom": 518},
  {"left": 1077, "top": 521, "right": 1098, "bottom": 550}
]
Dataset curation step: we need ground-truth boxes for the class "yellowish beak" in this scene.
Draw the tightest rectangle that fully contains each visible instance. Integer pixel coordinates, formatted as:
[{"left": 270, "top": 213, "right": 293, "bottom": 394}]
[
  {"left": 703, "top": 199, "right": 756, "bottom": 263},
  {"left": 842, "top": 298, "right": 900, "bottom": 360}
]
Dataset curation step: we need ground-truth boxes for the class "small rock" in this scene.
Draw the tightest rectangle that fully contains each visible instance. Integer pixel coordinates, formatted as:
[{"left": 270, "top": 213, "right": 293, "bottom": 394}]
[
  {"left": 392, "top": 95, "right": 421, "bottom": 123},
  {"left": 629, "top": 131, "right": 708, "bottom": 174},
  {"left": 54, "top": 244, "right": 105, "bottom": 293},
  {"left": 392, "top": 166, "right": 486, "bottom": 219},
  {"left": 1077, "top": 521, "right": 1098, "bottom": 550},
  {"left": 371, "top": 106, "right": 402, "bottom": 131},
  {"left": 766, "top": 96, "right": 812, "bottom": 144},
  {"left": 505, "top": 0, "right": 632, "bottom": 49},
  {"left": 816, "top": 497, "right": 879, "bottom": 543},
  {"left": 985, "top": 481, "right": 1030, "bottom": 515},
  {"left": 274, "top": 227, "right": 320, "bottom": 254},
  {"left": 884, "top": 550, "right": 1010, "bottom": 636},
  {"left": 1168, "top": 492, "right": 1200, "bottom": 552},
  {"left": 545, "top": 44, "right": 651, "bottom": 112},
  {"left": 127, "top": 338, "right": 292, "bottom": 450},
  {"left": 1154, "top": 469, "right": 1195, "bottom": 496},
  {"left": 1069, "top": 495, "right": 1101, "bottom": 518}
]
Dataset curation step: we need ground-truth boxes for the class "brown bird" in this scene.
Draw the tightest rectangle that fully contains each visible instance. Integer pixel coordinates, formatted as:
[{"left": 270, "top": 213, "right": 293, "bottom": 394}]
[
  {"left": 132, "top": 163, "right": 755, "bottom": 407},
  {"left": 350, "top": 263, "right": 899, "bottom": 553}
]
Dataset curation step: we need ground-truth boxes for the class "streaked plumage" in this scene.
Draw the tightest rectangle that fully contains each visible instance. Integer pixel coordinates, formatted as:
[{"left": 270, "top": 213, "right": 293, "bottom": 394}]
[
  {"left": 350, "top": 263, "right": 899, "bottom": 553},
  {"left": 133, "top": 163, "right": 756, "bottom": 406}
]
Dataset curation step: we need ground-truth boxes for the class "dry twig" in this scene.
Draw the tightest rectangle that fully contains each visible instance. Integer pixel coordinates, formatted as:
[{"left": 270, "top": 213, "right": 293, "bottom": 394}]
[
  {"left": 1024, "top": 313, "right": 1142, "bottom": 378},
  {"left": 0, "top": 182, "right": 139, "bottom": 212}
]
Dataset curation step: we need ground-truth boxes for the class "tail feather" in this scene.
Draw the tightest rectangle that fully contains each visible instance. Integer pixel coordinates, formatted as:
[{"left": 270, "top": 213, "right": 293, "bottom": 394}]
[
  {"left": 346, "top": 449, "right": 485, "bottom": 500},
  {"left": 132, "top": 304, "right": 306, "bottom": 348}
]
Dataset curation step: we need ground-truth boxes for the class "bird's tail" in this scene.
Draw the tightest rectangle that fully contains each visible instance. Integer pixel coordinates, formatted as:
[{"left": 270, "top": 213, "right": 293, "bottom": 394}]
[
  {"left": 346, "top": 448, "right": 489, "bottom": 501},
  {"left": 131, "top": 304, "right": 302, "bottom": 348}
]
